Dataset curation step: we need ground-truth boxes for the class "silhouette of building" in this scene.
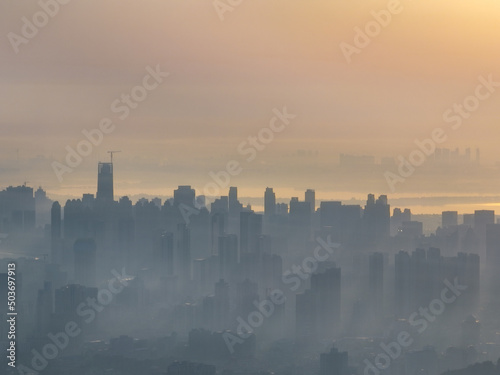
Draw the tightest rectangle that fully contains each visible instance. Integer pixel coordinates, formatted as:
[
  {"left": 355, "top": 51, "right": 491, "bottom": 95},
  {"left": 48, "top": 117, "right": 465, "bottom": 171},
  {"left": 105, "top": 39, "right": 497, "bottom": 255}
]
[
  {"left": 368, "top": 252, "right": 384, "bottom": 317},
  {"left": 363, "top": 194, "right": 390, "bottom": 245},
  {"left": 443, "top": 211, "right": 459, "bottom": 228},
  {"left": 160, "top": 232, "right": 175, "bottom": 276},
  {"left": 54, "top": 284, "right": 98, "bottom": 320},
  {"left": 264, "top": 187, "right": 276, "bottom": 216},
  {"left": 211, "top": 213, "right": 225, "bottom": 256},
  {"left": 35, "top": 281, "right": 53, "bottom": 337},
  {"left": 305, "top": 189, "right": 315, "bottom": 213},
  {"left": 320, "top": 201, "right": 341, "bottom": 230},
  {"left": 74, "top": 238, "right": 97, "bottom": 287},
  {"left": 395, "top": 250, "right": 412, "bottom": 318},
  {"left": 176, "top": 223, "right": 191, "bottom": 284},
  {"left": 240, "top": 211, "right": 262, "bottom": 254},
  {"left": 51, "top": 201, "right": 62, "bottom": 264},
  {"left": 297, "top": 265, "right": 341, "bottom": 341},
  {"left": 174, "top": 186, "right": 196, "bottom": 208},
  {"left": 96, "top": 162, "right": 114, "bottom": 202},
  {"left": 218, "top": 234, "right": 238, "bottom": 280},
  {"left": 320, "top": 347, "right": 349, "bottom": 375},
  {"left": 0, "top": 185, "right": 36, "bottom": 233}
]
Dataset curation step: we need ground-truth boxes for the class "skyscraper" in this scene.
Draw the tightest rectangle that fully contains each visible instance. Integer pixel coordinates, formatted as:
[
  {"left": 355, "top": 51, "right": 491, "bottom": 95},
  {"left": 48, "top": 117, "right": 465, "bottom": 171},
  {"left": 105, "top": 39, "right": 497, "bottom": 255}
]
[
  {"left": 264, "top": 187, "right": 276, "bottom": 216},
  {"left": 218, "top": 234, "right": 238, "bottom": 279},
  {"left": 240, "top": 211, "right": 262, "bottom": 253},
  {"left": 211, "top": 213, "right": 225, "bottom": 256},
  {"left": 311, "top": 266, "right": 341, "bottom": 339},
  {"left": 51, "top": 201, "right": 62, "bottom": 264},
  {"left": 442, "top": 211, "right": 458, "bottom": 228},
  {"left": 160, "top": 232, "right": 175, "bottom": 276},
  {"left": 305, "top": 189, "right": 315, "bottom": 213},
  {"left": 176, "top": 223, "right": 191, "bottom": 283},
  {"left": 320, "top": 347, "right": 349, "bottom": 375},
  {"left": 74, "top": 238, "right": 97, "bottom": 287},
  {"left": 395, "top": 250, "right": 411, "bottom": 318},
  {"left": 363, "top": 194, "right": 390, "bottom": 245},
  {"left": 369, "top": 252, "right": 384, "bottom": 317},
  {"left": 96, "top": 162, "right": 114, "bottom": 202},
  {"left": 174, "top": 186, "right": 196, "bottom": 207},
  {"left": 320, "top": 201, "right": 342, "bottom": 229}
]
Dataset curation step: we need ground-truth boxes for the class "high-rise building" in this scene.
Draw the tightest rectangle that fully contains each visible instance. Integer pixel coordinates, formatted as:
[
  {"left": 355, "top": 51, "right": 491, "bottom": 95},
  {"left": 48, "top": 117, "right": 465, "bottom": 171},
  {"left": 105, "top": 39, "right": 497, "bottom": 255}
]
[
  {"left": 228, "top": 187, "right": 237, "bottom": 205},
  {"left": 55, "top": 284, "right": 98, "bottom": 317},
  {"left": 96, "top": 162, "right": 114, "bottom": 202},
  {"left": 218, "top": 234, "right": 238, "bottom": 279},
  {"left": 320, "top": 201, "right": 342, "bottom": 229},
  {"left": 305, "top": 189, "right": 316, "bottom": 213},
  {"left": 240, "top": 211, "right": 262, "bottom": 253},
  {"left": 35, "top": 186, "right": 53, "bottom": 227},
  {"left": 0, "top": 185, "right": 36, "bottom": 232},
  {"left": 73, "top": 238, "right": 97, "bottom": 287},
  {"left": 160, "top": 232, "right": 175, "bottom": 276},
  {"left": 35, "top": 282, "right": 53, "bottom": 337},
  {"left": 51, "top": 201, "right": 62, "bottom": 264},
  {"left": 210, "top": 196, "right": 228, "bottom": 215},
  {"left": 487, "top": 224, "right": 500, "bottom": 265},
  {"left": 296, "top": 288, "right": 316, "bottom": 341},
  {"left": 369, "top": 252, "right": 384, "bottom": 317},
  {"left": 395, "top": 250, "right": 411, "bottom": 318},
  {"left": 276, "top": 203, "right": 288, "bottom": 216},
  {"left": 211, "top": 213, "right": 225, "bottom": 256},
  {"left": 296, "top": 265, "right": 341, "bottom": 341},
  {"left": 442, "top": 211, "right": 458, "bottom": 228},
  {"left": 176, "top": 223, "right": 191, "bottom": 283},
  {"left": 463, "top": 214, "right": 474, "bottom": 225},
  {"left": 174, "top": 186, "right": 196, "bottom": 207},
  {"left": 236, "top": 279, "right": 259, "bottom": 318},
  {"left": 311, "top": 266, "right": 341, "bottom": 339},
  {"left": 289, "top": 198, "right": 312, "bottom": 242},
  {"left": 214, "top": 279, "right": 230, "bottom": 331},
  {"left": 474, "top": 210, "right": 495, "bottom": 255},
  {"left": 264, "top": 187, "right": 276, "bottom": 216},
  {"left": 227, "top": 186, "right": 239, "bottom": 212},
  {"left": 363, "top": 194, "right": 390, "bottom": 244},
  {"left": 474, "top": 210, "right": 495, "bottom": 230},
  {"left": 320, "top": 347, "right": 349, "bottom": 375}
]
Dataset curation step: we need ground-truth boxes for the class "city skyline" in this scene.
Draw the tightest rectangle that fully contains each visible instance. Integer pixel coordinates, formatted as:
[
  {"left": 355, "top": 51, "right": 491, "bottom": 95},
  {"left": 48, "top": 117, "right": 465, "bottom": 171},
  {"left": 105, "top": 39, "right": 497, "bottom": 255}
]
[
  {"left": 2, "top": 1, "right": 500, "bottom": 374},
  {"left": 2, "top": 1, "right": 500, "bottom": 207}
]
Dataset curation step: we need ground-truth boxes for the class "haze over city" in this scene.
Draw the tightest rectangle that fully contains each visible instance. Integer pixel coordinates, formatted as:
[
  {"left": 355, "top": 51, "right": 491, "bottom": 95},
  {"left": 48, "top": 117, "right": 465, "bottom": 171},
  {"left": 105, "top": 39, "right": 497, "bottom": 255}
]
[
  {"left": 2, "top": 1, "right": 500, "bottom": 375},
  {"left": 1, "top": 0, "right": 500, "bottom": 214}
]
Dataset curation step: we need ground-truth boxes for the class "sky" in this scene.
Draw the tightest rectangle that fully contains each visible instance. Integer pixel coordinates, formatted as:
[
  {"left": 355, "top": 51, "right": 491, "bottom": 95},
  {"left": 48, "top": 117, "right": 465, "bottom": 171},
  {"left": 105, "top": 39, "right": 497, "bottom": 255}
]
[{"left": 1, "top": 0, "right": 500, "bottom": 212}]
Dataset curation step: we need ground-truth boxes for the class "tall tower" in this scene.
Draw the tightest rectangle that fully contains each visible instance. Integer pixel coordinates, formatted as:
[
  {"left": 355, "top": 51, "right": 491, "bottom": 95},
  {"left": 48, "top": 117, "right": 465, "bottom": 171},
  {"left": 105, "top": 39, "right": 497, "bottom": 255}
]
[
  {"left": 240, "top": 211, "right": 262, "bottom": 253},
  {"left": 74, "top": 238, "right": 97, "bottom": 287},
  {"left": 264, "top": 187, "right": 276, "bottom": 216},
  {"left": 51, "top": 201, "right": 62, "bottom": 264},
  {"left": 305, "top": 189, "right": 315, "bottom": 213},
  {"left": 97, "top": 162, "right": 114, "bottom": 202}
]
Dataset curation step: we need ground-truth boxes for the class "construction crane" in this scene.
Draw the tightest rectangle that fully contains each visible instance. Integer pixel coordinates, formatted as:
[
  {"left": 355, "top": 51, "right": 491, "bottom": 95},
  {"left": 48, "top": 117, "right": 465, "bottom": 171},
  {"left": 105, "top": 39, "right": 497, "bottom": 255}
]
[{"left": 108, "top": 150, "right": 121, "bottom": 164}]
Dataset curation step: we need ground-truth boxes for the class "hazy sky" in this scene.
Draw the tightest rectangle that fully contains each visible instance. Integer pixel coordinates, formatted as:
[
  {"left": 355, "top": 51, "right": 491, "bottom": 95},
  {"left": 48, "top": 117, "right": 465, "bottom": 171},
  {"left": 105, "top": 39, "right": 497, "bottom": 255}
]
[{"left": 1, "top": 0, "right": 500, "bottom": 207}]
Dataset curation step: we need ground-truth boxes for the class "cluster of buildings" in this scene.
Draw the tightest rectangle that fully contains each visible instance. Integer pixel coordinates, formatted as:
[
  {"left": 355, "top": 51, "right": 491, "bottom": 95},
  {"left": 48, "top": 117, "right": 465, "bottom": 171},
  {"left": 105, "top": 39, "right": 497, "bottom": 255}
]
[{"left": 1, "top": 160, "right": 500, "bottom": 375}]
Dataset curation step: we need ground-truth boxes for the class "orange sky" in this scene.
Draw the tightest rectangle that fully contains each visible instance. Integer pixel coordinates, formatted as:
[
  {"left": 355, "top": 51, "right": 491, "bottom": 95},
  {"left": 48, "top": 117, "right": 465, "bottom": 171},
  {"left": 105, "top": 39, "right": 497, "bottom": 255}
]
[{"left": 1, "top": 0, "right": 500, "bottom": 210}]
